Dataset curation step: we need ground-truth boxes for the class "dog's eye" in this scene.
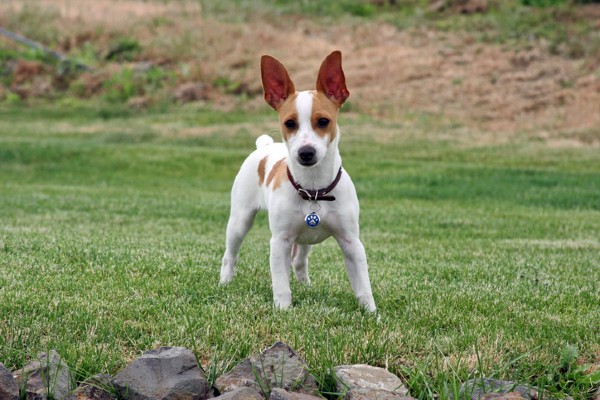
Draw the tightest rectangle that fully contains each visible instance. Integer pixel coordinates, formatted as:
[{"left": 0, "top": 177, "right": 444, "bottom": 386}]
[
  {"left": 284, "top": 119, "right": 297, "bottom": 130},
  {"left": 317, "top": 118, "right": 330, "bottom": 128}
]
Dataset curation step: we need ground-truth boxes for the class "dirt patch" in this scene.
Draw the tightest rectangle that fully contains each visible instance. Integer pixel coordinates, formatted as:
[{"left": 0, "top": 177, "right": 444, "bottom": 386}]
[{"left": 1, "top": 1, "right": 599, "bottom": 144}]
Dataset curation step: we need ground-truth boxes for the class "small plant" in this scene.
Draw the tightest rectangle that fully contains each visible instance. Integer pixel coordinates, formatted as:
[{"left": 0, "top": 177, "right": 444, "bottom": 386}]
[
  {"left": 522, "top": 0, "right": 567, "bottom": 6},
  {"left": 311, "top": 366, "right": 343, "bottom": 400},
  {"left": 540, "top": 344, "right": 600, "bottom": 398},
  {"left": 103, "top": 68, "right": 136, "bottom": 102},
  {"left": 105, "top": 38, "right": 141, "bottom": 62},
  {"left": 102, "top": 65, "right": 172, "bottom": 103},
  {"left": 252, "top": 359, "right": 272, "bottom": 399}
]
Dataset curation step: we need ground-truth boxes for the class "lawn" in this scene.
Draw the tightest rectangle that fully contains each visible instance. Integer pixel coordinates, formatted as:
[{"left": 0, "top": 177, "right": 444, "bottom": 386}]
[{"left": 0, "top": 102, "right": 598, "bottom": 399}]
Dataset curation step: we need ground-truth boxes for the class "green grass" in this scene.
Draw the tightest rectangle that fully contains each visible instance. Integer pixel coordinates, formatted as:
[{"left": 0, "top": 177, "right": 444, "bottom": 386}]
[{"left": 0, "top": 103, "right": 599, "bottom": 399}]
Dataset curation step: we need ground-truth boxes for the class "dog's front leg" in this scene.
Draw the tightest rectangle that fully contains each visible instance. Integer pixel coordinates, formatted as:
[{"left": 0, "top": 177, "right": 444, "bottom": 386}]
[
  {"left": 336, "top": 236, "right": 376, "bottom": 312},
  {"left": 270, "top": 235, "right": 293, "bottom": 309}
]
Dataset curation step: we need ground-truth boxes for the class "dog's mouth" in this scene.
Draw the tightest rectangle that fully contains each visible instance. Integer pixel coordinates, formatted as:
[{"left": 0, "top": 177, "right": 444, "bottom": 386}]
[{"left": 297, "top": 158, "right": 318, "bottom": 167}]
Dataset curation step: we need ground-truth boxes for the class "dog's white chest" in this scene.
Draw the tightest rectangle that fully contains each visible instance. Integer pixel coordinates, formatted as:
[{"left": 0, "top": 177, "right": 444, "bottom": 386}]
[
  {"left": 295, "top": 223, "right": 331, "bottom": 244},
  {"left": 292, "top": 206, "right": 335, "bottom": 244}
]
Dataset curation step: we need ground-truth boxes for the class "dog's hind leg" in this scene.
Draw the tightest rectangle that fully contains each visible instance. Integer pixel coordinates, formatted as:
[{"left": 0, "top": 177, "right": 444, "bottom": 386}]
[{"left": 291, "top": 244, "right": 312, "bottom": 284}]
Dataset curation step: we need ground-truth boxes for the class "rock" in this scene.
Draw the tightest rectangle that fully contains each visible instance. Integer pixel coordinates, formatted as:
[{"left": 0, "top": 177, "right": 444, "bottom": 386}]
[
  {"left": 459, "top": 378, "right": 539, "bottom": 400},
  {"left": 334, "top": 364, "right": 411, "bottom": 399},
  {"left": 215, "top": 359, "right": 261, "bottom": 393},
  {"left": 215, "top": 342, "right": 319, "bottom": 397},
  {"left": 481, "top": 393, "right": 527, "bottom": 400},
  {"left": 113, "top": 346, "right": 210, "bottom": 400},
  {"left": 258, "top": 342, "right": 319, "bottom": 396},
  {"left": 343, "top": 388, "right": 414, "bottom": 399},
  {"left": 270, "top": 387, "right": 324, "bottom": 399},
  {"left": 173, "top": 82, "right": 210, "bottom": 103},
  {"left": 13, "top": 349, "right": 73, "bottom": 400},
  {"left": 65, "top": 374, "right": 117, "bottom": 400},
  {"left": 215, "top": 387, "right": 263, "bottom": 399},
  {"left": 0, "top": 362, "right": 19, "bottom": 400}
]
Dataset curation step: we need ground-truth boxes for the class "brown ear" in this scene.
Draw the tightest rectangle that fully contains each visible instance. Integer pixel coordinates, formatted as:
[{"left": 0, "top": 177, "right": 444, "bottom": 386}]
[
  {"left": 316, "top": 51, "right": 349, "bottom": 107},
  {"left": 261, "top": 55, "right": 296, "bottom": 110}
]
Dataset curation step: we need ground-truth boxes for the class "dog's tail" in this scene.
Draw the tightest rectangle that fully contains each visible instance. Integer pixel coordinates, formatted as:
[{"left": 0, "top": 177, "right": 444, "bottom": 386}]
[{"left": 255, "top": 135, "right": 274, "bottom": 149}]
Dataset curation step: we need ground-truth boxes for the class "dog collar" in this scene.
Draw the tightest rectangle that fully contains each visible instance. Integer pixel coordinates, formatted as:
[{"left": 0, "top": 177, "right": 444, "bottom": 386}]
[{"left": 286, "top": 166, "right": 343, "bottom": 202}]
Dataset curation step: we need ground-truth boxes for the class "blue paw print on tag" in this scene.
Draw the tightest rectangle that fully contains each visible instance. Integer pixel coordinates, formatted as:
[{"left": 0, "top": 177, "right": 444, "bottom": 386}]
[{"left": 305, "top": 213, "right": 320, "bottom": 228}]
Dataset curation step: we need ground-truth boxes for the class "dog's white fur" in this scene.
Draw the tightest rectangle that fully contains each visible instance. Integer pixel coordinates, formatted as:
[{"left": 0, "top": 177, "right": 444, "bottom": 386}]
[{"left": 219, "top": 51, "right": 376, "bottom": 312}]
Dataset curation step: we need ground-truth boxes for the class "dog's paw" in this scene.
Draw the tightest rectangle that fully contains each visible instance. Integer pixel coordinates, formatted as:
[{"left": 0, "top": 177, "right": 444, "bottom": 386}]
[
  {"left": 273, "top": 295, "right": 292, "bottom": 310},
  {"left": 295, "top": 273, "right": 311, "bottom": 285},
  {"left": 219, "top": 270, "right": 235, "bottom": 284},
  {"left": 358, "top": 296, "right": 377, "bottom": 313}
]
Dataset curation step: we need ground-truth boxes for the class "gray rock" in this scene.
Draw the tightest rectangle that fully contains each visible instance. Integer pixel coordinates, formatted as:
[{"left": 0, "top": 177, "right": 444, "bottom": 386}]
[
  {"left": 270, "top": 387, "right": 324, "bottom": 399},
  {"left": 459, "top": 378, "right": 539, "bottom": 400},
  {"left": 257, "top": 342, "right": 319, "bottom": 396},
  {"left": 65, "top": 374, "right": 117, "bottom": 400},
  {"left": 334, "top": 364, "right": 410, "bottom": 399},
  {"left": 215, "top": 359, "right": 262, "bottom": 393},
  {"left": 480, "top": 393, "right": 527, "bottom": 400},
  {"left": 13, "top": 349, "right": 74, "bottom": 400},
  {"left": 215, "top": 387, "right": 263, "bottom": 399},
  {"left": 343, "top": 388, "right": 414, "bottom": 399},
  {"left": 215, "top": 342, "right": 319, "bottom": 397},
  {"left": 113, "top": 346, "right": 209, "bottom": 400},
  {"left": 0, "top": 362, "right": 19, "bottom": 400}
]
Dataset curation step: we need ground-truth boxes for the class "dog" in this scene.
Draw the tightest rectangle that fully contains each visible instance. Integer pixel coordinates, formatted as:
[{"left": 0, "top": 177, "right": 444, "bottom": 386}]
[{"left": 219, "top": 51, "right": 376, "bottom": 312}]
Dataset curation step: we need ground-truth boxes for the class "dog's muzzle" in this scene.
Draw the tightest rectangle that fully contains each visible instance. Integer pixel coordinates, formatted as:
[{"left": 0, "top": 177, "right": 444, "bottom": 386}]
[{"left": 298, "top": 145, "right": 317, "bottom": 166}]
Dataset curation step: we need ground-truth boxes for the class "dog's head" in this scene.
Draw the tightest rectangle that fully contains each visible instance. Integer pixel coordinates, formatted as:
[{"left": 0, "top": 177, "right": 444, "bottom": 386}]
[{"left": 260, "top": 51, "right": 349, "bottom": 168}]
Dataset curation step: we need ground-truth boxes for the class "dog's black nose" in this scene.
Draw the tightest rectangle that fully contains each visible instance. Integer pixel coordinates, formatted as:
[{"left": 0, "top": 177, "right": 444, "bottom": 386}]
[{"left": 298, "top": 145, "right": 317, "bottom": 165}]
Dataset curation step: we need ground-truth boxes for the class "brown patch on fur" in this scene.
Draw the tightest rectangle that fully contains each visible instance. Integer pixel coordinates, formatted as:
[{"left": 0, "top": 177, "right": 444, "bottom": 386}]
[
  {"left": 266, "top": 158, "right": 288, "bottom": 190},
  {"left": 311, "top": 91, "right": 340, "bottom": 142},
  {"left": 258, "top": 155, "right": 268, "bottom": 185}
]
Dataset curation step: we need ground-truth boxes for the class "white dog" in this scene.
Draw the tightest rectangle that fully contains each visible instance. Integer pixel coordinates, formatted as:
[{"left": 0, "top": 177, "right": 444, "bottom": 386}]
[{"left": 219, "top": 51, "right": 376, "bottom": 312}]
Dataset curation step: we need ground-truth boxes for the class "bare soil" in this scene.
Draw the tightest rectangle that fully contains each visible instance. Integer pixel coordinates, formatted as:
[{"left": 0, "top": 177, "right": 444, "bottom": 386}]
[{"left": 1, "top": 0, "right": 599, "bottom": 144}]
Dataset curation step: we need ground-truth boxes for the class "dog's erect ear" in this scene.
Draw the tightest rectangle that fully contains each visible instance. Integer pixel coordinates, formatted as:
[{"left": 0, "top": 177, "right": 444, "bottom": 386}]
[
  {"left": 316, "top": 51, "right": 349, "bottom": 107},
  {"left": 261, "top": 55, "right": 296, "bottom": 110}
]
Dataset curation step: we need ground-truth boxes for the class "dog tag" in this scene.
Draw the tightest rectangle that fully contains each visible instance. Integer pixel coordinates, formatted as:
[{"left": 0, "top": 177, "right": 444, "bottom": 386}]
[{"left": 305, "top": 212, "right": 320, "bottom": 229}]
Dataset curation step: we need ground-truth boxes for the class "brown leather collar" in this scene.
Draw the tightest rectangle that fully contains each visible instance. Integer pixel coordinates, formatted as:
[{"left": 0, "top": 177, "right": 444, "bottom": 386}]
[{"left": 286, "top": 166, "right": 343, "bottom": 201}]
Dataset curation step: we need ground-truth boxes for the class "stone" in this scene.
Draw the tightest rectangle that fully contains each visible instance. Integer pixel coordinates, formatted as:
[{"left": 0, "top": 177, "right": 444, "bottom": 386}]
[
  {"left": 215, "top": 359, "right": 261, "bottom": 393},
  {"left": 215, "top": 342, "right": 319, "bottom": 397},
  {"left": 344, "top": 388, "right": 414, "bottom": 399},
  {"left": 459, "top": 378, "right": 539, "bottom": 400},
  {"left": 13, "top": 349, "right": 74, "bottom": 400},
  {"left": 64, "top": 374, "right": 117, "bottom": 400},
  {"left": 258, "top": 342, "right": 319, "bottom": 396},
  {"left": 482, "top": 393, "right": 527, "bottom": 400},
  {"left": 215, "top": 387, "right": 263, "bottom": 399},
  {"left": 113, "top": 346, "right": 210, "bottom": 400},
  {"left": 334, "top": 364, "right": 410, "bottom": 399},
  {"left": 0, "top": 362, "right": 19, "bottom": 400},
  {"left": 270, "top": 387, "right": 324, "bottom": 399}
]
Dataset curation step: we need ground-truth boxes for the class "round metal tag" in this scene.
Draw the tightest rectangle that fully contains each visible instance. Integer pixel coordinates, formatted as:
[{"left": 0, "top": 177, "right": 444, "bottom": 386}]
[{"left": 305, "top": 212, "right": 320, "bottom": 229}]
